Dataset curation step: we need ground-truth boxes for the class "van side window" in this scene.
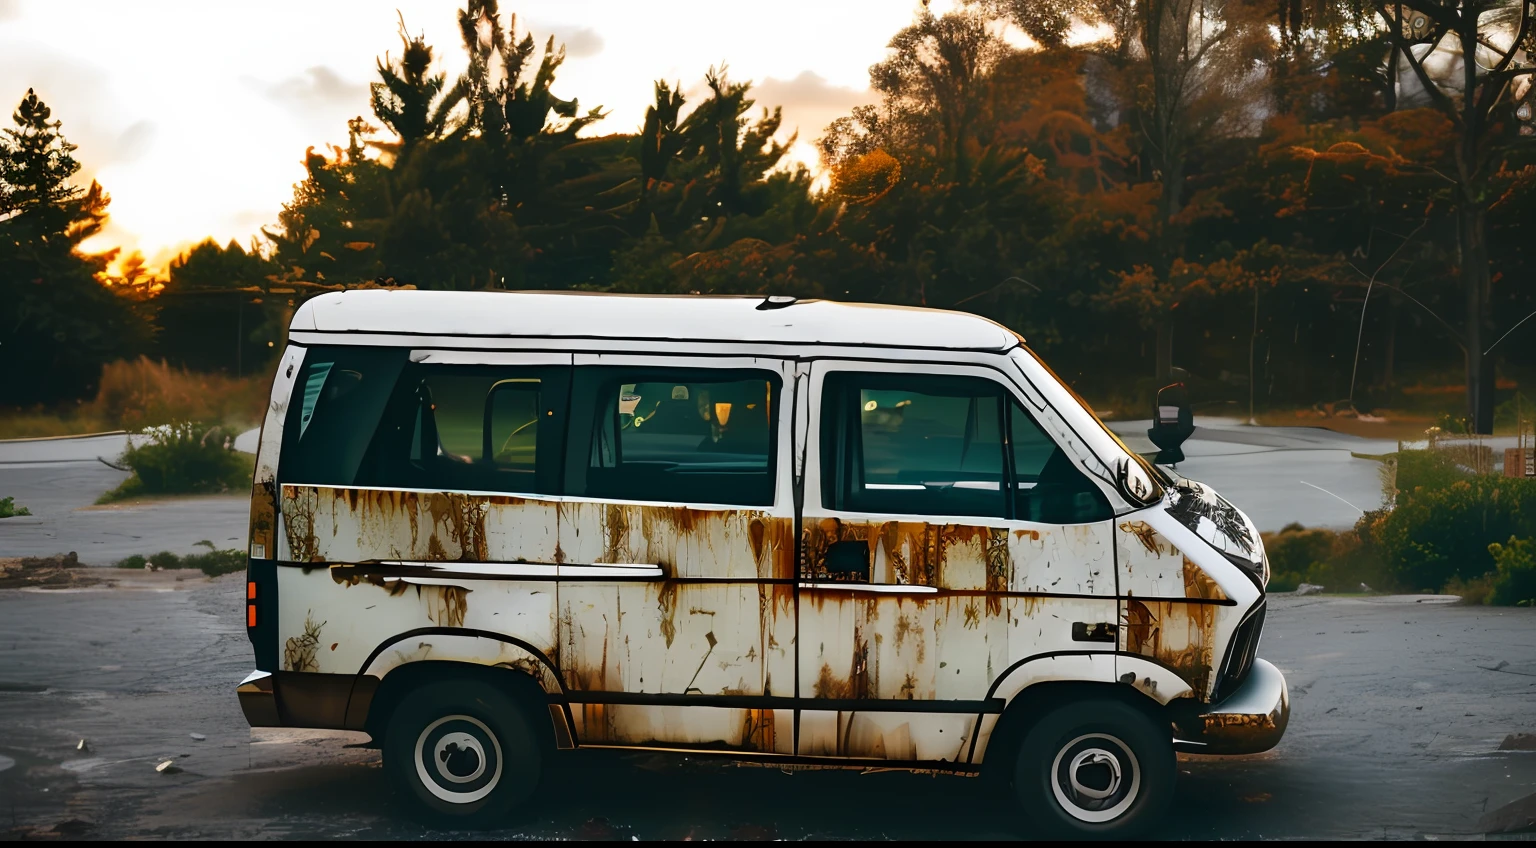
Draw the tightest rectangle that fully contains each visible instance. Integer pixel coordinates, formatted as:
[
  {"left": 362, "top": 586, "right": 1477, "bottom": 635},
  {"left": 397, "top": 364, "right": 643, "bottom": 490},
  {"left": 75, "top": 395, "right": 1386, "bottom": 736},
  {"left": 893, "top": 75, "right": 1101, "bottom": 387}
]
[
  {"left": 1012, "top": 404, "right": 1113, "bottom": 524},
  {"left": 363, "top": 365, "right": 568, "bottom": 495},
  {"left": 279, "top": 345, "right": 407, "bottom": 486},
  {"left": 567, "top": 368, "right": 779, "bottom": 506},
  {"left": 821, "top": 373, "right": 1007, "bottom": 518}
]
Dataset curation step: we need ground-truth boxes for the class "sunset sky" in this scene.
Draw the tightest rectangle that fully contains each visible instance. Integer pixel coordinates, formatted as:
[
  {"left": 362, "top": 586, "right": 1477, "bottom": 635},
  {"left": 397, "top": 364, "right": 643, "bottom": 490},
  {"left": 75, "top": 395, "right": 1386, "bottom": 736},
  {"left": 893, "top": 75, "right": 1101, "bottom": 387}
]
[{"left": 0, "top": 0, "right": 959, "bottom": 271}]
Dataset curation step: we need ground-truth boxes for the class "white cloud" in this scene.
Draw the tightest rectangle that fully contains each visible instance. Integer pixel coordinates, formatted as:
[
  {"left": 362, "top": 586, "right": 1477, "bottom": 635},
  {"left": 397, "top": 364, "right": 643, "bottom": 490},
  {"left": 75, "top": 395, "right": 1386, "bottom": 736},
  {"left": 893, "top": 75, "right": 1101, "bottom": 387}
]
[
  {"left": 110, "top": 120, "right": 156, "bottom": 166},
  {"left": 545, "top": 24, "right": 604, "bottom": 59},
  {"left": 265, "top": 66, "right": 368, "bottom": 111},
  {"left": 754, "top": 71, "right": 874, "bottom": 172}
]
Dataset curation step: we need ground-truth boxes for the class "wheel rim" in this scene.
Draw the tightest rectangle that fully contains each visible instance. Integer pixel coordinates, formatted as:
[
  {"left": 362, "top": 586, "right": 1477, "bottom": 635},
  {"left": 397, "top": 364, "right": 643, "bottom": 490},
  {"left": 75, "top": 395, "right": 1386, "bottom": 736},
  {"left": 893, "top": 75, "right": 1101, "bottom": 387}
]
[
  {"left": 413, "top": 714, "right": 503, "bottom": 804},
  {"left": 1049, "top": 732, "right": 1141, "bottom": 824}
]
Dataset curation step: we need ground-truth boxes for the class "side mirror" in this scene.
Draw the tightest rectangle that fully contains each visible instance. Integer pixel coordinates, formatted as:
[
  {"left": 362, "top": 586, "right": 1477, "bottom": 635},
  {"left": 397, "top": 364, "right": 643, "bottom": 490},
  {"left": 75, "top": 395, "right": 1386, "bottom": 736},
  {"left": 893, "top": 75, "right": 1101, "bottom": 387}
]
[
  {"left": 1116, "top": 457, "right": 1158, "bottom": 506},
  {"left": 1146, "top": 382, "right": 1194, "bottom": 466}
]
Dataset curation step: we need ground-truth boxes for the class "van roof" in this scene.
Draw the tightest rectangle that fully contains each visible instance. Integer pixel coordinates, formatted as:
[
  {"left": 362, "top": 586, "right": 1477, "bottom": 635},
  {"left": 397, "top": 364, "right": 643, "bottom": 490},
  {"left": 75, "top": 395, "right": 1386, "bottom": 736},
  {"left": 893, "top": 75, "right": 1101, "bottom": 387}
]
[{"left": 290, "top": 290, "right": 1022, "bottom": 353}]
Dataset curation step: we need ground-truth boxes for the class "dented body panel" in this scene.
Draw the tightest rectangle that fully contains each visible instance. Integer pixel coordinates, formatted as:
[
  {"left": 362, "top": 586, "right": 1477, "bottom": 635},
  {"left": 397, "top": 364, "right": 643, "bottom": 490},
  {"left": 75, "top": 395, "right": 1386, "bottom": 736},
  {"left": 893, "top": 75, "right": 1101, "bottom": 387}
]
[
  {"left": 239, "top": 292, "right": 1287, "bottom": 772},
  {"left": 1116, "top": 505, "right": 1261, "bottom": 702}
]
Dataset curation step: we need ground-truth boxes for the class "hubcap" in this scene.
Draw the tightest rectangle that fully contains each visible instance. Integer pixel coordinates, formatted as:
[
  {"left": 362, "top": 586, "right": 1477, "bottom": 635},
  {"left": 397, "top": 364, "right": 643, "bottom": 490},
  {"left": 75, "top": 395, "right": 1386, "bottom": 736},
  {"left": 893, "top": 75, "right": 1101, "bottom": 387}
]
[
  {"left": 435, "top": 731, "right": 486, "bottom": 783},
  {"left": 1050, "top": 733, "right": 1141, "bottom": 823},
  {"left": 1067, "top": 748, "right": 1123, "bottom": 800},
  {"left": 414, "top": 715, "right": 503, "bottom": 804}
]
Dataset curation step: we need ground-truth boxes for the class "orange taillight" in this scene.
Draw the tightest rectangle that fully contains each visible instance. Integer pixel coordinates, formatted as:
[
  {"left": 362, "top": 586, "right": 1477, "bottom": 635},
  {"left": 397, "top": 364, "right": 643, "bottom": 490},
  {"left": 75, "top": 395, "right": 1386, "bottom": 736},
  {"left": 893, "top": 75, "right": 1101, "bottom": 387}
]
[
  {"left": 247, "top": 581, "right": 257, "bottom": 600},
  {"left": 247, "top": 604, "right": 257, "bottom": 627}
]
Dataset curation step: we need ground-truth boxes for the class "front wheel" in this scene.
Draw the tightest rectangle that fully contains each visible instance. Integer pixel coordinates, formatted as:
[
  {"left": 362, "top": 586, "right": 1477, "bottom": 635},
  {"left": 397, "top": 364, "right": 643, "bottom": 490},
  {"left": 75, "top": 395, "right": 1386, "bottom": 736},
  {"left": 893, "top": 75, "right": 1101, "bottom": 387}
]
[
  {"left": 383, "top": 679, "right": 542, "bottom": 827},
  {"left": 1013, "top": 699, "right": 1174, "bottom": 839}
]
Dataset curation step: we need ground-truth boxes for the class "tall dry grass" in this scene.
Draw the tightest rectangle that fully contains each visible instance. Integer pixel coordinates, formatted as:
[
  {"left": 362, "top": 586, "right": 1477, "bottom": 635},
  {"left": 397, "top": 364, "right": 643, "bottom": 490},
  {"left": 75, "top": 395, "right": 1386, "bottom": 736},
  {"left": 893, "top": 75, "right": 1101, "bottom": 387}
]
[
  {"left": 92, "top": 357, "right": 268, "bottom": 431},
  {"left": 0, "top": 357, "right": 269, "bottom": 439}
]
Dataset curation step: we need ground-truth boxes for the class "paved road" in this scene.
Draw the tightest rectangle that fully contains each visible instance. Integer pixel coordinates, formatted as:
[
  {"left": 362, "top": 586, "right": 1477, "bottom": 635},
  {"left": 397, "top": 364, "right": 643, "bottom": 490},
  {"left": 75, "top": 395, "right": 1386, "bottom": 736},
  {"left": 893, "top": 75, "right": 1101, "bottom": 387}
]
[
  {"left": 0, "top": 433, "right": 249, "bottom": 565},
  {"left": 1109, "top": 417, "right": 1400, "bottom": 532},
  {"left": 1, "top": 578, "right": 1533, "bottom": 840}
]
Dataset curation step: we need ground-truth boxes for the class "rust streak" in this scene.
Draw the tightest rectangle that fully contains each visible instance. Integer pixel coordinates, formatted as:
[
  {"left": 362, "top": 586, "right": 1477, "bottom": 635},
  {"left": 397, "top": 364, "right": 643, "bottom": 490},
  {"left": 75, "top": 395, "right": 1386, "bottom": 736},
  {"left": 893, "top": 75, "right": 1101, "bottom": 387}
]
[
  {"left": 1182, "top": 556, "right": 1228, "bottom": 601},
  {"left": 1120, "top": 521, "right": 1162, "bottom": 556},
  {"left": 814, "top": 663, "right": 853, "bottom": 699},
  {"left": 1123, "top": 598, "right": 1217, "bottom": 697},
  {"left": 984, "top": 526, "right": 1008, "bottom": 614},
  {"left": 426, "top": 584, "right": 470, "bottom": 628},
  {"left": 280, "top": 487, "right": 321, "bottom": 563},
  {"left": 248, "top": 480, "right": 276, "bottom": 557},
  {"left": 283, "top": 611, "right": 324, "bottom": 672},
  {"left": 657, "top": 580, "right": 679, "bottom": 648}
]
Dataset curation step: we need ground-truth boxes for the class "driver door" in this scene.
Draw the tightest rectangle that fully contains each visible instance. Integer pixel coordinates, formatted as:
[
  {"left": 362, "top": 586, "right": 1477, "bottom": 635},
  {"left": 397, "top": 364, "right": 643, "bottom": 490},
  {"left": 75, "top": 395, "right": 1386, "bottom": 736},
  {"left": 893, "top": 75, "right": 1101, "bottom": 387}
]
[{"left": 796, "top": 360, "right": 1118, "bottom": 764}]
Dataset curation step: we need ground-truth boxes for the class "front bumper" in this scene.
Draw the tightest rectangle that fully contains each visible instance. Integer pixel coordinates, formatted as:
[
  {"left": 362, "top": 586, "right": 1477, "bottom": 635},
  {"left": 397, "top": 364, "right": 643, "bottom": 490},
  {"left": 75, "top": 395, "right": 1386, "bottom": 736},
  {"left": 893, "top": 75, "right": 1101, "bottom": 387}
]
[
  {"left": 237, "top": 670, "right": 280, "bottom": 727},
  {"left": 1175, "top": 658, "right": 1289, "bottom": 755}
]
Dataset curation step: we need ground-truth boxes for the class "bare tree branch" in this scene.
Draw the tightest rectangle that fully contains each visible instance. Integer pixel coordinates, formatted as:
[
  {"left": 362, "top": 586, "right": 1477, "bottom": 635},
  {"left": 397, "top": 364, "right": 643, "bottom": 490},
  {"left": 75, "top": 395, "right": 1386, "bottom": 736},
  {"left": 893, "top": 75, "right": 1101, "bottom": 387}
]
[{"left": 1376, "top": 2, "right": 1467, "bottom": 129}]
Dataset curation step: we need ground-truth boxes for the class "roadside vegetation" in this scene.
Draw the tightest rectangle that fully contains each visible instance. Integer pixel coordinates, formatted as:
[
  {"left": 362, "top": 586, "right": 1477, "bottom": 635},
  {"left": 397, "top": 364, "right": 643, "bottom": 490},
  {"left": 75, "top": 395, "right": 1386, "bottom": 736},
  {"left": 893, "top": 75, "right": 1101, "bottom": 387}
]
[
  {"left": 0, "top": 496, "right": 31, "bottom": 517},
  {"left": 0, "top": 358, "right": 266, "bottom": 440},
  {"left": 1267, "top": 449, "right": 1536, "bottom": 605},
  {"left": 97, "top": 421, "right": 253, "bottom": 503},
  {"left": 115, "top": 541, "right": 245, "bottom": 577}
]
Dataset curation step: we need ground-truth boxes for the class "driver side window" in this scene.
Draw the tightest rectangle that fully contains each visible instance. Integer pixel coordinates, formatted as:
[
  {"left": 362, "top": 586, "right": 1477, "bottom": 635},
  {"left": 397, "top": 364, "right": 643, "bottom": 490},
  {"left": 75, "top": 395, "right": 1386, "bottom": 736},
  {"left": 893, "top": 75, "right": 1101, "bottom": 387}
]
[
  {"left": 821, "top": 373, "right": 1007, "bottom": 518},
  {"left": 820, "top": 371, "right": 1112, "bottom": 524}
]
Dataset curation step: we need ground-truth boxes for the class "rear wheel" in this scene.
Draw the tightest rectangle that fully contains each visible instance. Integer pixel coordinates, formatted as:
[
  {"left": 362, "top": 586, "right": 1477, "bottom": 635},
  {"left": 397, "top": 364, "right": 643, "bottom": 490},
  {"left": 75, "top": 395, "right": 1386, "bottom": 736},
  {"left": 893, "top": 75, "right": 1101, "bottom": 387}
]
[
  {"left": 1013, "top": 699, "right": 1173, "bottom": 839},
  {"left": 383, "top": 679, "right": 541, "bottom": 827}
]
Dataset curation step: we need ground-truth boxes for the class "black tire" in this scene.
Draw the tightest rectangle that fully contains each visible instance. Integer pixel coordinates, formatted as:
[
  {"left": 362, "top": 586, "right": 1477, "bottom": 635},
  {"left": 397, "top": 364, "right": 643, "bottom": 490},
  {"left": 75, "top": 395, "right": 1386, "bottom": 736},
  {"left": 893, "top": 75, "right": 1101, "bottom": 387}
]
[
  {"left": 1013, "top": 699, "right": 1174, "bottom": 840},
  {"left": 383, "top": 678, "right": 542, "bottom": 827}
]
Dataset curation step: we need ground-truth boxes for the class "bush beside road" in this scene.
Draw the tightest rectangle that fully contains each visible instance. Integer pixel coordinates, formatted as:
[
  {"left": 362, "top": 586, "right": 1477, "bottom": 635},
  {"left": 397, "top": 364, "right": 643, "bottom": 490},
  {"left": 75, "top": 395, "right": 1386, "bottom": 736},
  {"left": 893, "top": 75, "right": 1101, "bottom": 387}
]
[{"left": 1263, "top": 449, "right": 1536, "bottom": 603}]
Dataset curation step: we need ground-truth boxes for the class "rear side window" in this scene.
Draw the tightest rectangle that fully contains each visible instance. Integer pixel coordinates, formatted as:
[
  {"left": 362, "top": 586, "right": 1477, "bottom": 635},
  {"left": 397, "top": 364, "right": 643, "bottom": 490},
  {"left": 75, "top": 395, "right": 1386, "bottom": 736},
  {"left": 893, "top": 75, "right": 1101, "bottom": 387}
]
[
  {"left": 821, "top": 373, "right": 1006, "bottom": 518},
  {"left": 567, "top": 368, "right": 779, "bottom": 506},
  {"left": 279, "top": 346, "right": 407, "bottom": 486},
  {"left": 362, "top": 364, "right": 568, "bottom": 495}
]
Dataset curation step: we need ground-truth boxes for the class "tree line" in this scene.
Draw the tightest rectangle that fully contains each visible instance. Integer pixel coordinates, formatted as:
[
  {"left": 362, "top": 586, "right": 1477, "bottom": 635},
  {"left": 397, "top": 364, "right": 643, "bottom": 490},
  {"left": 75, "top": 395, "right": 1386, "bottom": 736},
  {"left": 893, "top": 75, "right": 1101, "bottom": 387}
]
[{"left": 3, "top": 0, "right": 1534, "bottom": 431}]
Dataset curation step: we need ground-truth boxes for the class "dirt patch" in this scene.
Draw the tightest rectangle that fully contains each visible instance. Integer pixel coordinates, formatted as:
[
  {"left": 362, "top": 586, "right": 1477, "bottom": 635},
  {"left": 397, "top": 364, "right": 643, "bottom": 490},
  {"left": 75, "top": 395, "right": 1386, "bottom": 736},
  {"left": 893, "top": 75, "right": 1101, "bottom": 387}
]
[
  {"left": 1500, "top": 733, "right": 1536, "bottom": 751},
  {"left": 0, "top": 554, "right": 106, "bottom": 589}
]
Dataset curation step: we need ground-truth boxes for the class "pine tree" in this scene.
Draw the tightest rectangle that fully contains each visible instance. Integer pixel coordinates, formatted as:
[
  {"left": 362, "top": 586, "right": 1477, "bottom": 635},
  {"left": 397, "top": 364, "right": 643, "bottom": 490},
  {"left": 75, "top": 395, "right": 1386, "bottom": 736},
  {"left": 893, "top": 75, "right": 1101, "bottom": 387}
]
[
  {"left": 0, "top": 88, "right": 104, "bottom": 251},
  {"left": 0, "top": 89, "right": 148, "bottom": 404},
  {"left": 369, "top": 15, "right": 465, "bottom": 163}
]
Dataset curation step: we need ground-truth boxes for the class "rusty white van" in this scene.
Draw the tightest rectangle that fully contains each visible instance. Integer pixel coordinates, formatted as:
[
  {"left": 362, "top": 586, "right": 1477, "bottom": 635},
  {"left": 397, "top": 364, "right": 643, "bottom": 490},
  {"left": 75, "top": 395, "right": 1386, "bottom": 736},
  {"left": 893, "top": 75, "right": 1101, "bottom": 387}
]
[{"left": 236, "top": 290, "right": 1286, "bottom": 837}]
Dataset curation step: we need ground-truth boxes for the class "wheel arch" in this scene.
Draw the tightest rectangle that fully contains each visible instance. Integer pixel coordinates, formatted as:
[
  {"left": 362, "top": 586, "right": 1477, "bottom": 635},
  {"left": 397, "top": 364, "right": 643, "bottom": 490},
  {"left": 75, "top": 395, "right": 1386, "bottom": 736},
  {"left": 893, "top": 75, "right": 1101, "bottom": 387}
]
[
  {"left": 973, "top": 653, "right": 1193, "bottom": 769},
  {"left": 355, "top": 630, "right": 569, "bottom": 749}
]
